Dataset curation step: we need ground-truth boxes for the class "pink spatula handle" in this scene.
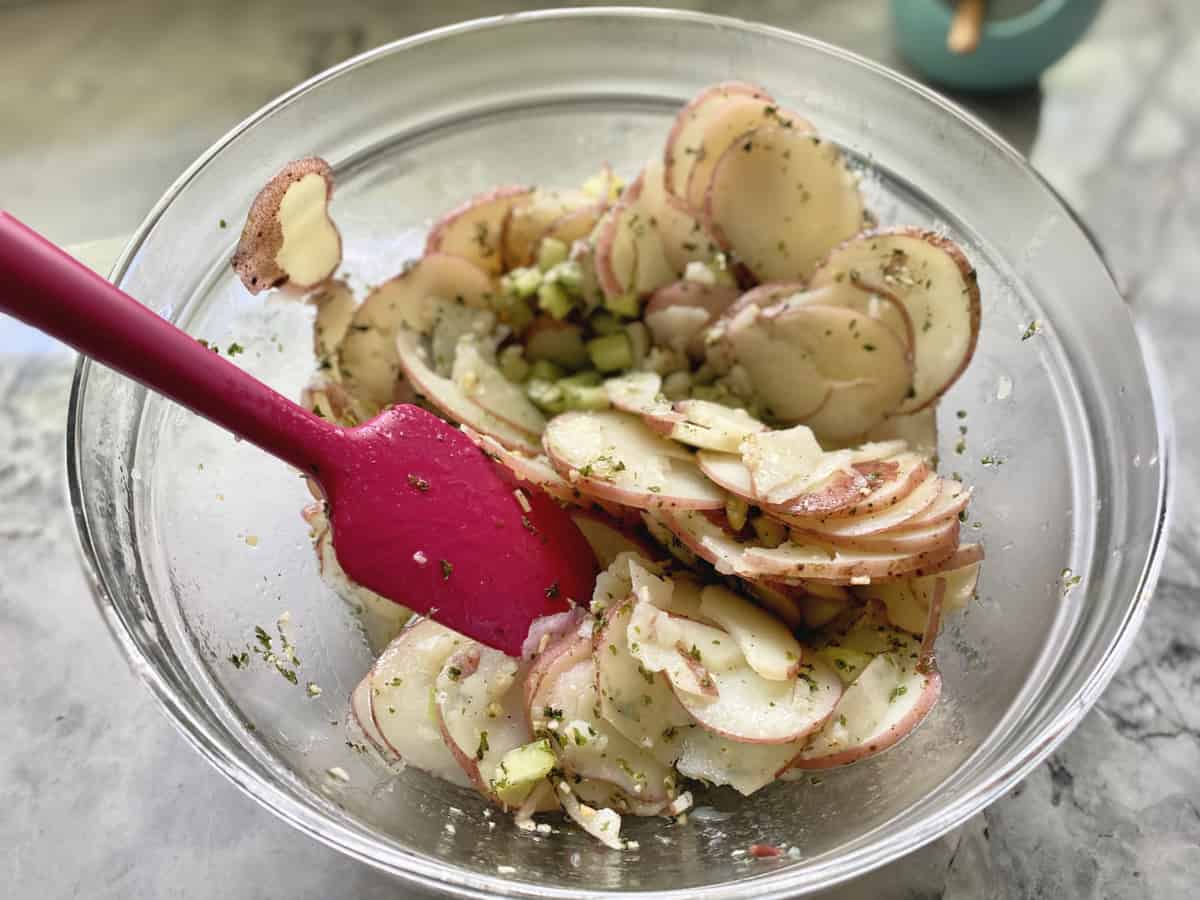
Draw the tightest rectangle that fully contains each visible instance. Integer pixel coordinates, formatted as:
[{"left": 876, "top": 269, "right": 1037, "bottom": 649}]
[{"left": 0, "top": 212, "right": 338, "bottom": 475}]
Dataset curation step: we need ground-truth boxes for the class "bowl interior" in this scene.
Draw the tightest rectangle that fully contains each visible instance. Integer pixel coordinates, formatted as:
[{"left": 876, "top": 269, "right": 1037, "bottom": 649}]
[{"left": 70, "top": 10, "right": 1166, "bottom": 898}]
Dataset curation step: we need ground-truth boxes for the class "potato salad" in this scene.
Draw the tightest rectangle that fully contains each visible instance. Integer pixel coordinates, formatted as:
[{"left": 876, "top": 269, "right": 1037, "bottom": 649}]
[{"left": 233, "top": 81, "right": 984, "bottom": 849}]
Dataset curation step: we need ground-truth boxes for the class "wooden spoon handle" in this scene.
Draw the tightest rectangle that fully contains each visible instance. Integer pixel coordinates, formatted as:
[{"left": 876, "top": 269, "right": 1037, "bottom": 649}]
[
  {"left": 0, "top": 212, "right": 338, "bottom": 475},
  {"left": 948, "top": 0, "right": 986, "bottom": 55}
]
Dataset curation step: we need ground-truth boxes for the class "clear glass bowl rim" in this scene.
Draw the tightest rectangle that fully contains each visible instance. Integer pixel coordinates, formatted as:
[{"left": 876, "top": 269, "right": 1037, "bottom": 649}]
[{"left": 64, "top": 7, "right": 1174, "bottom": 898}]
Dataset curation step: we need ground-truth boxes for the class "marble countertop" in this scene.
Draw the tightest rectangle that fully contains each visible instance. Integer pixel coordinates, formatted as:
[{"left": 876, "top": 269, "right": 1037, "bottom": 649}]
[{"left": 2, "top": 1, "right": 1199, "bottom": 897}]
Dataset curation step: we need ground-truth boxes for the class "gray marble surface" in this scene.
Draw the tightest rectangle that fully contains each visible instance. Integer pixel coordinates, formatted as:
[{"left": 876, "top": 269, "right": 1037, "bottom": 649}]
[{"left": 2, "top": 1, "right": 1198, "bottom": 898}]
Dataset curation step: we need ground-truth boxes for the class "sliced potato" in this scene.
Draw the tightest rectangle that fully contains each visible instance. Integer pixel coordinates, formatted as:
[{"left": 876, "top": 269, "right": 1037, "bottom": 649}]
[
  {"left": 435, "top": 644, "right": 531, "bottom": 799},
  {"left": 397, "top": 328, "right": 540, "bottom": 454},
  {"left": 594, "top": 598, "right": 693, "bottom": 765},
  {"left": 683, "top": 102, "right": 814, "bottom": 213},
  {"left": 663, "top": 81, "right": 771, "bottom": 200},
  {"left": 310, "top": 280, "right": 357, "bottom": 367},
  {"left": 657, "top": 508, "right": 749, "bottom": 577},
  {"left": 645, "top": 280, "right": 739, "bottom": 356},
  {"left": 429, "top": 297, "right": 497, "bottom": 377},
  {"left": 808, "top": 228, "right": 981, "bottom": 413},
  {"left": 605, "top": 371, "right": 670, "bottom": 417},
  {"left": 452, "top": 336, "right": 547, "bottom": 436},
  {"left": 653, "top": 399, "right": 767, "bottom": 453},
  {"left": 350, "top": 674, "right": 392, "bottom": 759},
  {"left": 338, "top": 254, "right": 495, "bottom": 413},
  {"left": 901, "top": 479, "right": 971, "bottom": 528},
  {"left": 501, "top": 187, "right": 595, "bottom": 269},
  {"left": 789, "top": 653, "right": 941, "bottom": 769},
  {"left": 594, "top": 172, "right": 676, "bottom": 298},
  {"left": 820, "top": 452, "right": 930, "bottom": 520},
  {"left": 740, "top": 425, "right": 826, "bottom": 504},
  {"left": 861, "top": 558, "right": 981, "bottom": 633},
  {"left": 425, "top": 185, "right": 533, "bottom": 275},
  {"left": 675, "top": 726, "right": 804, "bottom": 795},
  {"left": 369, "top": 619, "right": 474, "bottom": 788},
  {"left": 233, "top": 157, "right": 341, "bottom": 294},
  {"left": 570, "top": 511, "right": 663, "bottom": 568},
  {"left": 742, "top": 539, "right": 959, "bottom": 584},
  {"left": 699, "top": 585, "right": 803, "bottom": 681},
  {"left": 542, "top": 410, "right": 725, "bottom": 510},
  {"left": 808, "top": 515, "right": 960, "bottom": 556},
  {"left": 781, "top": 471, "right": 942, "bottom": 537},
  {"left": 704, "top": 126, "right": 863, "bottom": 283},
  {"left": 639, "top": 158, "right": 723, "bottom": 273},
  {"left": 674, "top": 654, "right": 843, "bottom": 745}
]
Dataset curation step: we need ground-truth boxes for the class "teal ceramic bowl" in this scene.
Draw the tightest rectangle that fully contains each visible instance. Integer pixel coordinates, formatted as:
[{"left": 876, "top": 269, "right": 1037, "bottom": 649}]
[{"left": 892, "top": 0, "right": 1102, "bottom": 91}]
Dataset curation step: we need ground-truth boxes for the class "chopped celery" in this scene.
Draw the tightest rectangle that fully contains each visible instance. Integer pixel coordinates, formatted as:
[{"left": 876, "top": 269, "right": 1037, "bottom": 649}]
[
  {"left": 525, "top": 378, "right": 566, "bottom": 415},
  {"left": 750, "top": 514, "right": 788, "bottom": 549},
  {"left": 587, "top": 332, "right": 633, "bottom": 373},
  {"left": 603, "top": 291, "right": 641, "bottom": 319},
  {"left": 544, "top": 260, "right": 583, "bottom": 294},
  {"left": 537, "top": 237, "right": 569, "bottom": 272},
  {"left": 525, "top": 324, "right": 589, "bottom": 371},
  {"left": 588, "top": 310, "right": 623, "bottom": 336},
  {"left": 724, "top": 495, "right": 749, "bottom": 532},
  {"left": 558, "top": 370, "right": 602, "bottom": 388},
  {"left": 529, "top": 359, "right": 566, "bottom": 382},
  {"left": 490, "top": 739, "right": 557, "bottom": 806},
  {"left": 503, "top": 266, "right": 542, "bottom": 299},
  {"left": 504, "top": 297, "right": 535, "bottom": 334},
  {"left": 662, "top": 370, "right": 692, "bottom": 401},
  {"left": 625, "top": 321, "right": 649, "bottom": 369},
  {"left": 498, "top": 345, "right": 530, "bottom": 383},
  {"left": 537, "top": 281, "right": 575, "bottom": 320},
  {"left": 561, "top": 382, "right": 611, "bottom": 411}
]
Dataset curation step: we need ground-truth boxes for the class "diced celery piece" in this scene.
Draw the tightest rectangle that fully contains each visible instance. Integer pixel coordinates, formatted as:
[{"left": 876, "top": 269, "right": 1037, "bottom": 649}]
[
  {"left": 537, "top": 237, "right": 569, "bottom": 273},
  {"left": 725, "top": 495, "right": 749, "bottom": 532},
  {"left": 624, "top": 321, "right": 649, "bottom": 369},
  {"left": 498, "top": 345, "right": 530, "bottom": 383},
  {"left": 603, "top": 291, "right": 641, "bottom": 319},
  {"left": 587, "top": 332, "right": 633, "bottom": 373},
  {"left": 561, "top": 382, "right": 611, "bottom": 411},
  {"left": 558, "top": 370, "right": 602, "bottom": 389},
  {"left": 544, "top": 260, "right": 583, "bottom": 295},
  {"left": 526, "top": 324, "right": 589, "bottom": 371},
  {"left": 525, "top": 378, "right": 566, "bottom": 415},
  {"left": 588, "top": 310, "right": 623, "bottom": 336},
  {"left": 750, "top": 514, "right": 787, "bottom": 549},
  {"left": 490, "top": 739, "right": 557, "bottom": 807},
  {"left": 504, "top": 297, "right": 535, "bottom": 335},
  {"left": 537, "top": 281, "right": 575, "bottom": 320},
  {"left": 529, "top": 359, "right": 566, "bottom": 382},
  {"left": 505, "top": 266, "right": 542, "bottom": 299}
]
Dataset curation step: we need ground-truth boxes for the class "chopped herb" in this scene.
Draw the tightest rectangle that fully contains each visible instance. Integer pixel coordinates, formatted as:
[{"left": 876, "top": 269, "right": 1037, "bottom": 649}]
[
  {"left": 1021, "top": 320, "right": 1043, "bottom": 341},
  {"left": 254, "top": 626, "right": 272, "bottom": 650},
  {"left": 980, "top": 454, "right": 1006, "bottom": 467},
  {"left": 862, "top": 343, "right": 876, "bottom": 352},
  {"left": 954, "top": 437, "right": 966, "bottom": 455},
  {"left": 543, "top": 706, "right": 564, "bottom": 720},
  {"left": 688, "top": 645, "right": 702, "bottom": 662},
  {"left": 544, "top": 581, "right": 560, "bottom": 599},
  {"left": 446, "top": 665, "right": 463, "bottom": 682},
  {"left": 475, "top": 730, "right": 490, "bottom": 760},
  {"left": 957, "top": 409, "right": 968, "bottom": 419},
  {"left": 889, "top": 685, "right": 908, "bottom": 703},
  {"left": 219, "top": 218, "right": 227, "bottom": 229},
  {"left": 838, "top": 714, "right": 848, "bottom": 727},
  {"left": 440, "top": 559, "right": 454, "bottom": 580},
  {"left": 226, "top": 342, "right": 245, "bottom": 356},
  {"left": 228, "top": 651, "right": 250, "bottom": 669}
]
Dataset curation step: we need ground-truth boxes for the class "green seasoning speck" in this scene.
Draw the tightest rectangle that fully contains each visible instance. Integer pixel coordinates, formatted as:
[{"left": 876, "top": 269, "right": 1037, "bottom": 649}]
[
  {"left": 543, "top": 706, "right": 564, "bottom": 720},
  {"left": 957, "top": 409, "right": 968, "bottom": 419},
  {"left": 226, "top": 342, "right": 244, "bottom": 356},
  {"left": 440, "top": 560, "right": 454, "bottom": 580},
  {"left": 980, "top": 455, "right": 1005, "bottom": 467},
  {"left": 889, "top": 685, "right": 908, "bottom": 703},
  {"left": 446, "top": 665, "right": 462, "bottom": 682},
  {"left": 219, "top": 219, "right": 227, "bottom": 229},
  {"left": 1061, "top": 568, "right": 1082, "bottom": 595},
  {"left": 254, "top": 626, "right": 272, "bottom": 650},
  {"left": 475, "top": 730, "right": 489, "bottom": 761},
  {"left": 544, "top": 582, "right": 560, "bottom": 599},
  {"left": 862, "top": 343, "right": 876, "bottom": 352},
  {"left": 688, "top": 645, "right": 702, "bottom": 662},
  {"left": 228, "top": 651, "right": 249, "bottom": 669},
  {"left": 1021, "top": 320, "right": 1043, "bottom": 341}
]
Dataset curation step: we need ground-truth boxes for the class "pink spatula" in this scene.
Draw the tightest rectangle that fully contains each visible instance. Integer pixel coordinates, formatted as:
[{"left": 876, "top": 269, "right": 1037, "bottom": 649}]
[{"left": 0, "top": 213, "right": 597, "bottom": 656}]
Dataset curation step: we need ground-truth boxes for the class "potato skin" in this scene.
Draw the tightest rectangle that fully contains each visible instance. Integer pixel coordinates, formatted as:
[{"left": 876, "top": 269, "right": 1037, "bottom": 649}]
[{"left": 232, "top": 156, "right": 336, "bottom": 294}]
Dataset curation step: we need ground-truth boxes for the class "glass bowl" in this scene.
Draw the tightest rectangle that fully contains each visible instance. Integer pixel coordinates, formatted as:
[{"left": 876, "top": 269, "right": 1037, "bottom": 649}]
[{"left": 66, "top": 8, "right": 1170, "bottom": 898}]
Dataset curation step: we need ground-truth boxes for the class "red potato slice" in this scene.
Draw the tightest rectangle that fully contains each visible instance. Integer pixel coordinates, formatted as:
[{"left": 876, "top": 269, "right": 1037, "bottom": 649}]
[
  {"left": 645, "top": 280, "right": 740, "bottom": 356},
  {"left": 653, "top": 399, "right": 767, "bottom": 453},
  {"left": 520, "top": 608, "right": 587, "bottom": 662},
  {"left": 233, "top": 157, "right": 342, "bottom": 294},
  {"left": 745, "top": 582, "right": 804, "bottom": 630},
  {"left": 310, "top": 280, "right": 357, "bottom": 366},
  {"left": 350, "top": 676, "right": 393, "bottom": 759},
  {"left": 674, "top": 653, "right": 843, "bottom": 745},
  {"left": 704, "top": 125, "right": 864, "bottom": 283},
  {"left": 528, "top": 639, "right": 674, "bottom": 802},
  {"left": 542, "top": 410, "right": 725, "bottom": 511},
  {"left": 396, "top": 328, "right": 540, "bottom": 454},
  {"left": 901, "top": 479, "right": 971, "bottom": 528},
  {"left": 639, "top": 158, "right": 723, "bottom": 273},
  {"left": 740, "top": 426, "right": 829, "bottom": 504},
  {"left": 819, "top": 453, "right": 930, "bottom": 520},
  {"left": 451, "top": 337, "right": 547, "bottom": 436},
  {"left": 536, "top": 202, "right": 607, "bottom": 259},
  {"left": 787, "top": 653, "right": 941, "bottom": 769},
  {"left": 696, "top": 448, "right": 869, "bottom": 520},
  {"left": 684, "top": 101, "right": 815, "bottom": 214},
  {"left": 338, "top": 254, "right": 496, "bottom": 413},
  {"left": 861, "top": 408, "right": 938, "bottom": 462},
  {"left": 425, "top": 185, "right": 533, "bottom": 276},
  {"left": 742, "top": 540, "right": 959, "bottom": 584},
  {"left": 524, "top": 631, "right": 591, "bottom": 722},
  {"left": 808, "top": 228, "right": 981, "bottom": 413},
  {"left": 593, "top": 598, "right": 693, "bottom": 766},
  {"left": 570, "top": 511, "right": 663, "bottom": 568},
  {"left": 676, "top": 726, "right": 806, "bottom": 795},
  {"left": 780, "top": 471, "right": 943, "bottom": 538},
  {"left": 664, "top": 81, "right": 771, "bottom": 198},
  {"left": 435, "top": 644, "right": 532, "bottom": 799},
  {"left": 604, "top": 371, "right": 671, "bottom": 417},
  {"left": 368, "top": 619, "right": 474, "bottom": 789},
  {"left": 657, "top": 508, "right": 749, "bottom": 577},
  {"left": 752, "top": 579, "right": 856, "bottom": 630},
  {"left": 699, "top": 584, "right": 803, "bottom": 681},
  {"left": 794, "top": 515, "right": 960, "bottom": 556},
  {"left": 861, "top": 559, "right": 981, "bottom": 634},
  {"left": 594, "top": 173, "right": 676, "bottom": 298},
  {"left": 627, "top": 603, "right": 732, "bottom": 698},
  {"left": 501, "top": 187, "right": 595, "bottom": 270}
]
